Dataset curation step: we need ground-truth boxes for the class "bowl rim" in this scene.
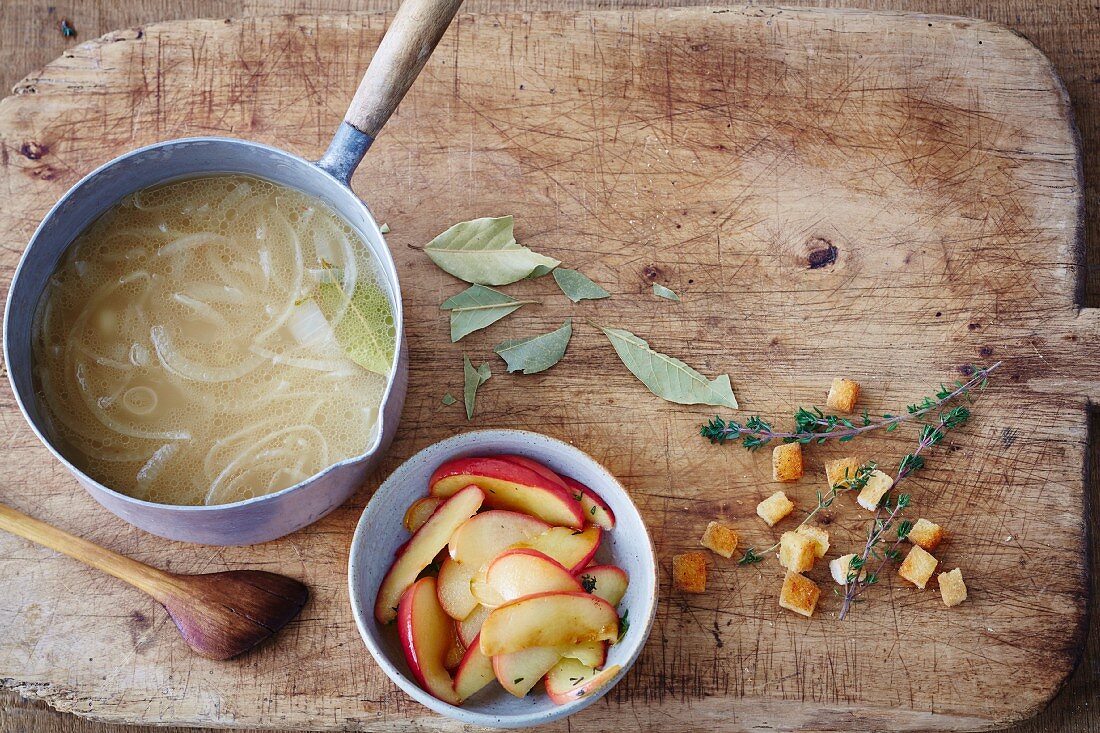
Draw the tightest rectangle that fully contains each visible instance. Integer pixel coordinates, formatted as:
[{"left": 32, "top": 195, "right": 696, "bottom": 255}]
[
  {"left": 2, "top": 135, "right": 405, "bottom": 513},
  {"left": 347, "top": 428, "right": 659, "bottom": 728}
]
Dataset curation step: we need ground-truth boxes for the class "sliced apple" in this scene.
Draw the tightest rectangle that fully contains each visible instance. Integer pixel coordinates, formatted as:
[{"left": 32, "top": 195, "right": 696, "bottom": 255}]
[
  {"left": 452, "top": 633, "right": 495, "bottom": 701},
  {"left": 479, "top": 591, "right": 619, "bottom": 656},
  {"left": 578, "top": 565, "right": 629, "bottom": 606},
  {"left": 457, "top": 604, "right": 492, "bottom": 647},
  {"left": 430, "top": 456, "right": 585, "bottom": 528},
  {"left": 545, "top": 657, "right": 621, "bottom": 705},
  {"left": 492, "top": 640, "right": 607, "bottom": 698},
  {"left": 403, "top": 496, "right": 442, "bottom": 533},
  {"left": 482, "top": 549, "right": 581, "bottom": 605},
  {"left": 497, "top": 454, "right": 569, "bottom": 488},
  {"left": 448, "top": 510, "right": 550, "bottom": 567},
  {"left": 376, "top": 485, "right": 484, "bottom": 624},
  {"left": 522, "top": 526, "right": 601, "bottom": 573},
  {"left": 443, "top": 623, "right": 465, "bottom": 673},
  {"left": 436, "top": 556, "right": 479, "bottom": 621},
  {"left": 561, "top": 475, "right": 615, "bottom": 531},
  {"left": 440, "top": 510, "right": 551, "bottom": 618},
  {"left": 397, "top": 577, "right": 462, "bottom": 705}
]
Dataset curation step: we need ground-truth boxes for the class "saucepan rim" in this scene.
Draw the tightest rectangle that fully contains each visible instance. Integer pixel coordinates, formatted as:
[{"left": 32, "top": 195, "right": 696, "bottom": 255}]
[{"left": 3, "top": 135, "right": 405, "bottom": 513}]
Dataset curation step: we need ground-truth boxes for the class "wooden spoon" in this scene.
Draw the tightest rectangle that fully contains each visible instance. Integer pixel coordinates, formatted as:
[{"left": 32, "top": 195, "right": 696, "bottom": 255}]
[{"left": 0, "top": 502, "right": 308, "bottom": 660}]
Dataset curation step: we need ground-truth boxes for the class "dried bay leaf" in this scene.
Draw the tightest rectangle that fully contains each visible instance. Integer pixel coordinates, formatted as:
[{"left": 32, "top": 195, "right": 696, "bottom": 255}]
[
  {"left": 442, "top": 393, "right": 457, "bottom": 406},
  {"left": 315, "top": 280, "right": 396, "bottom": 376},
  {"left": 494, "top": 319, "right": 572, "bottom": 374},
  {"left": 425, "top": 215, "right": 560, "bottom": 285},
  {"left": 652, "top": 283, "right": 680, "bottom": 301},
  {"left": 440, "top": 285, "right": 538, "bottom": 342},
  {"left": 598, "top": 325, "right": 738, "bottom": 408},
  {"left": 463, "top": 356, "right": 492, "bottom": 419},
  {"left": 553, "top": 268, "right": 610, "bottom": 303}
]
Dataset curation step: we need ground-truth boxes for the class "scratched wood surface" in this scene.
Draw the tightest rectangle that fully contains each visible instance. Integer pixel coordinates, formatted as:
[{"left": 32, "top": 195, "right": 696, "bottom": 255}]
[{"left": 0, "top": 5, "right": 1094, "bottom": 732}]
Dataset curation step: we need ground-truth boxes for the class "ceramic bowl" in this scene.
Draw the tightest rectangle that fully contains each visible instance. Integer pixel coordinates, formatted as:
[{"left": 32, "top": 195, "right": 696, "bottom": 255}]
[{"left": 347, "top": 429, "right": 657, "bottom": 728}]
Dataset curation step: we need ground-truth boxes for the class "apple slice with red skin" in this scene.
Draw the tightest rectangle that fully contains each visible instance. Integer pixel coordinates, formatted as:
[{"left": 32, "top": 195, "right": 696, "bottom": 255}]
[
  {"left": 376, "top": 486, "right": 484, "bottom": 623},
  {"left": 497, "top": 454, "right": 569, "bottom": 489},
  {"left": 492, "top": 640, "right": 606, "bottom": 698},
  {"left": 495, "top": 456, "right": 616, "bottom": 532},
  {"left": 457, "top": 604, "right": 492, "bottom": 648},
  {"left": 577, "top": 565, "right": 629, "bottom": 606},
  {"left": 452, "top": 632, "right": 495, "bottom": 701},
  {"left": 403, "top": 496, "right": 442, "bottom": 533},
  {"left": 476, "top": 549, "right": 581, "bottom": 608},
  {"left": 545, "top": 657, "right": 622, "bottom": 705},
  {"left": 448, "top": 510, "right": 550, "bottom": 566},
  {"left": 430, "top": 457, "right": 584, "bottom": 528},
  {"left": 521, "top": 526, "right": 601, "bottom": 573},
  {"left": 397, "top": 577, "right": 462, "bottom": 705},
  {"left": 479, "top": 591, "right": 619, "bottom": 656},
  {"left": 561, "top": 476, "right": 616, "bottom": 531}
]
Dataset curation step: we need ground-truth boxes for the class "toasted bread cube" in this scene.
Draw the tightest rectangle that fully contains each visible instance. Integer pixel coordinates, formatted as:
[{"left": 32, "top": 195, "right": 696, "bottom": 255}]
[
  {"left": 779, "top": 571, "right": 821, "bottom": 618},
  {"left": 829, "top": 553, "right": 866, "bottom": 585},
  {"left": 908, "top": 518, "right": 945, "bottom": 552},
  {"left": 826, "top": 378, "right": 861, "bottom": 413},
  {"left": 824, "top": 457, "right": 863, "bottom": 490},
  {"left": 778, "top": 531, "right": 816, "bottom": 572},
  {"left": 857, "top": 469, "right": 894, "bottom": 510},
  {"left": 700, "top": 521, "right": 739, "bottom": 558},
  {"left": 672, "top": 551, "right": 708, "bottom": 593},
  {"left": 771, "top": 442, "right": 804, "bottom": 482},
  {"left": 756, "top": 491, "right": 794, "bottom": 527},
  {"left": 898, "top": 545, "right": 938, "bottom": 589},
  {"left": 938, "top": 568, "right": 968, "bottom": 607},
  {"left": 796, "top": 524, "right": 830, "bottom": 558}
]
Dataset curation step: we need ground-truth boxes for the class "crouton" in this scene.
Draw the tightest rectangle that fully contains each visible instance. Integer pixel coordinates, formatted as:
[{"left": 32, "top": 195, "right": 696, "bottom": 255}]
[
  {"left": 700, "top": 521, "right": 739, "bottom": 558},
  {"left": 756, "top": 491, "right": 794, "bottom": 527},
  {"left": 778, "top": 531, "right": 816, "bottom": 572},
  {"left": 898, "top": 545, "right": 938, "bottom": 589},
  {"left": 829, "top": 553, "right": 866, "bottom": 585},
  {"left": 857, "top": 469, "right": 894, "bottom": 510},
  {"left": 771, "top": 442, "right": 804, "bottom": 482},
  {"left": 672, "top": 552, "right": 708, "bottom": 593},
  {"left": 907, "top": 518, "right": 945, "bottom": 552},
  {"left": 826, "top": 378, "right": 861, "bottom": 413},
  {"left": 779, "top": 571, "right": 821, "bottom": 618},
  {"left": 938, "top": 568, "right": 968, "bottom": 607},
  {"left": 824, "top": 457, "right": 863, "bottom": 490},
  {"left": 796, "top": 524, "right": 830, "bottom": 558}
]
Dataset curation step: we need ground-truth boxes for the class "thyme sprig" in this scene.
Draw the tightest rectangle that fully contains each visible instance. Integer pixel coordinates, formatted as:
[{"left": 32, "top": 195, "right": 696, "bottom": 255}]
[
  {"left": 738, "top": 463, "right": 877, "bottom": 565},
  {"left": 700, "top": 363, "right": 999, "bottom": 449},
  {"left": 837, "top": 406, "right": 973, "bottom": 620}
]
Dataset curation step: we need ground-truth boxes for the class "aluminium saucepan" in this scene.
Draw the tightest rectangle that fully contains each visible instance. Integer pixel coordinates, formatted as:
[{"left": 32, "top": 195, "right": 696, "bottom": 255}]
[{"left": 3, "top": 0, "right": 464, "bottom": 545}]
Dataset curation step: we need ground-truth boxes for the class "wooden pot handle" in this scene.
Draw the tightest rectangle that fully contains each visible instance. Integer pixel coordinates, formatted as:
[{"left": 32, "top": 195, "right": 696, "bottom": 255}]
[{"left": 343, "top": 0, "right": 465, "bottom": 139}]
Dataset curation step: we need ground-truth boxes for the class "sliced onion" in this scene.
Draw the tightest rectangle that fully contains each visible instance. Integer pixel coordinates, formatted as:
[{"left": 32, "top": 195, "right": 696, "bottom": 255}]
[
  {"left": 171, "top": 292, "right": 230, "bottom": 330},
  {"left": 73, "top": 360, "right": 189, "bottom": 440},
  {"left": 181, "top": 282, "right": 246, "bottom": 304},
  {"left": 156, "top": 232, "right": 229, "bottom": 257},
  {"left": 252, "top": 212, "right": 304, "bottom": 341},
  {"left": 250, "top": 345, "right": 350, "bottom": 373},
  {"left": 134, "top": 443, "right": 180, "bottom": 497},
  {"left": 150, "top": 325, "right": 264, "bottom": 383},
  {"left": 204, "top": 424, "right": 328, "bottom": 505}
]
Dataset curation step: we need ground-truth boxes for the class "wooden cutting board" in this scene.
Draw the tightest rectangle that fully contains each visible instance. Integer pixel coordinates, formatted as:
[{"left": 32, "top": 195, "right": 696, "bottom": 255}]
[{"left": 0, "top": 6, "right": 1093, "bottom": 731}]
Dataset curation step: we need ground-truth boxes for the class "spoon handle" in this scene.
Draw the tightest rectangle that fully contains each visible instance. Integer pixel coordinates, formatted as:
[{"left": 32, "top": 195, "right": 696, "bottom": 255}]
[
  {"left": 0, "top": 502, "right": 177, "bottom": 600},
  {"left": 343, "top": 0, "right": 465, "bottom": 138}
]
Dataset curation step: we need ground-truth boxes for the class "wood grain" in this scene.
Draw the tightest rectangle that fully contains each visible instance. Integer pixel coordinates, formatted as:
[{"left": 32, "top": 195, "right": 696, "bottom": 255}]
[{"left": 0, "top": 2, "right": 1096, "bottom": 733}]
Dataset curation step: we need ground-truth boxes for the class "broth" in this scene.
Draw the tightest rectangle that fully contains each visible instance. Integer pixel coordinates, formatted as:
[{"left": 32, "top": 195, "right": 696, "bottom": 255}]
[{"left": 31, "top": 174, "right": 394, "bottom": 506}]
